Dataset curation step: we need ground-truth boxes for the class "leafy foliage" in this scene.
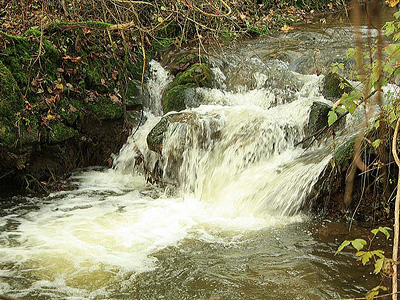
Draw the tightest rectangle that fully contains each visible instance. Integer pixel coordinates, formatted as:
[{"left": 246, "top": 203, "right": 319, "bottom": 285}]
[{"left": 336, "top": 227, "right": 393, "bottom": 299}]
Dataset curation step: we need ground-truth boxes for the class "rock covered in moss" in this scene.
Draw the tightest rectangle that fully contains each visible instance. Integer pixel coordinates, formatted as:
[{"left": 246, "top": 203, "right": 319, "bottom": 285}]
[
  {"left": 87, "top": 95, "right": 123, "bottom": 120},
  {"left": 333, "top": 136, "right": 356, "bottom": 171},
  {"left": 147, "top": 112, "right": 196, "bottom": 153},
  {"left": 322, "top": 72, "right": 352, "bottom": 100},
  {"left": 163, "top": 63, "right": 214, "bottom": 113},
  {"left": 0, "top": 60, "right": 24, "bottom": 118},
  {"left": 48, "top": 121, "right": 78, "bottom": 144},
  {"left": 164, "top": 83, "right": 197, "bottom": 113}
]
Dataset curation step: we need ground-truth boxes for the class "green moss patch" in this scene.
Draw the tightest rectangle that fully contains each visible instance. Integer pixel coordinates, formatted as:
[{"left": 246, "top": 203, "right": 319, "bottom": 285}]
[
  {"left": 48, "top": 121, "right": 78, "bottom": 144},
  {"left": 0, "top": 60, "right": 24, "bottom": 118},
  {"left": 322, "top": 72, "right": 353, "bottom": 100},
  {"left": 87, "top": 95, "right": 123, "bottom": 120}
]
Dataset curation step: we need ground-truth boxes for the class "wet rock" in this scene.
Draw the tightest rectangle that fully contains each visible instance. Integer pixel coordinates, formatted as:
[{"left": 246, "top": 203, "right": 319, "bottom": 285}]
[
  {"left": 126, "top": 79, "right": 146, "bottom": 109},
  {"left": 163, "top": 63, "right": 214, "bottom": 113},
  {"left": 322, "top": 72, "right": 352, "bottom": 100},
  {"left": 333, "top": 136, "right": 356, "bottom": 171},
  {"left": 305, "top": 101, "right": 331, "bottom": 137},
  {"left": 147, "top": 112, "right": 196, "bottom": 153},
  {"left": 164, "top": 83, "right": 197, "bottom": 113}
]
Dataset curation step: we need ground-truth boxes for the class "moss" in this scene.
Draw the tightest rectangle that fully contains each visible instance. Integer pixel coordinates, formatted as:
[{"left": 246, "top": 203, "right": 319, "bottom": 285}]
[
  {"left": 24, "top": 29, "right": 42, "bottom": 36},
  {"left": 322, "top": 72, "right": 353, "bottom": 100},
  {"left": 87, "top": 95, "right": 123, "bottom": 120},
  {"left": 164, "top": 83, "right": 197, "bottom": 113},
  {"left": 19, "top": 117, "right": 41, "bottom": 146},
  {"left": 0, "top": 60, "right": 24, "bottom": 117},
  {"left": 84, "top": 59, "right": 112, "bottom": 93},
  {"left": 0, "top": 121, "right": 17, "bottom": 147},
  {"left": 58, "top": 98, "right": 83, "bottom": 125},
  {"left": 333, "top": 136, "right": 356, "bottom": 170},
  {"left": 172, "top": 63, "right": 213, "bottom": 88},
  {"left": 48, "top": 121, "right": 78, "bottom": 144}
]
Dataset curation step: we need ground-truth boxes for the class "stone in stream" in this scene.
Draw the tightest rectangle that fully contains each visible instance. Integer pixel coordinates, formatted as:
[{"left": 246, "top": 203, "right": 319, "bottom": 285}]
[
  {"left": 147, "top": 112, "right": 197, "bottom": 153},
  {"left": 163, "top": 63, "right": 214, "bottom": 113},
  {"left": 322, "top": 72, "right": 352, "bottom": 100},
  {"left": 305, "top": 101, "right": 331, "bottom": 136}
]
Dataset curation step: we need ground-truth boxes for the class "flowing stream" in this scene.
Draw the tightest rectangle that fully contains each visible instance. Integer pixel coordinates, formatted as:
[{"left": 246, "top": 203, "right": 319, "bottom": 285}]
[{"left": 0, "top": 15, "right": 393, "bottom": 300}]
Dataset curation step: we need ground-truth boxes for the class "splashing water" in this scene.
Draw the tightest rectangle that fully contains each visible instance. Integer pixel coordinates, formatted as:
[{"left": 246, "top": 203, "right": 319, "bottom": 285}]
[{"left": 0, "top": 46, "right": 362, "bottom": 299}]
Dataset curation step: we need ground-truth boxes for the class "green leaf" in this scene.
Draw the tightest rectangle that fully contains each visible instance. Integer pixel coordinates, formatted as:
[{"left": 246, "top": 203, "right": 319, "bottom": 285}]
[
  {"left": 356, "top": 250, "right": 372, "bottom": 265},
  {"left": 336, "top": 106, "right": 346, "bottom": 114},
  {"left": 366, "top": 285, "right": 388, "bottom": 300},
  {"left": 352, "top": 239, "right": 367, "bottom": 251},
  {"left": 366, "top": 290, "right": 379, "bottom": 300},
  {"left": 371, "top": 250, "right": 385, "bottom": 259},
  {"left": 395, "top": 10, "right": 400, "bottom": 19},
  {"left": 374, "top": 258, "right": 384, "bottom": 274},
  {"left": 372, "top": 139, "right": 382, "bottom": 148},
  {"left": 335, "top": 240, "right": 351, "bottom": 255},
  {"left": 372, "top": 227, "right": 392, "bottom": 239},
  {"left": 380, "top": 226, "right": 391, "bottom": 239},
  {"left": 346, "top": 48, "right": 355, "bottom": 58},
  {"left": 374, "top": 120, "right": 380, "bottom": 129},
  {"left": 328, "top": 110, "right": 338, "bottom": 127}
]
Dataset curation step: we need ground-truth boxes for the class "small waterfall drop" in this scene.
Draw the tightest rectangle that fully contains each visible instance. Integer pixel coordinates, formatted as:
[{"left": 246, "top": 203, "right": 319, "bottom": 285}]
[{"left": 116, "top": 58, "right": 334, "bottom": 218}]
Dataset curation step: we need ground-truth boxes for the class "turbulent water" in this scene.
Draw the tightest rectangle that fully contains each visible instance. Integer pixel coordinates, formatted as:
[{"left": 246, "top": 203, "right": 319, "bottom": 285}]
[{"left": 0, "top": 22, "right": 385, "bottom": 300}]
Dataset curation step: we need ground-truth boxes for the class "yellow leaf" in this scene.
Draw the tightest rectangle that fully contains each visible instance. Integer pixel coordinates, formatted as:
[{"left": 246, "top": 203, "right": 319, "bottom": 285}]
[
  {"left": 281, "top": 24, "right": 294, "bottom": 33},
  {"left": 386, "top": 0, "right": 400, "bottom": 7},
  {"left": 55, "top": 83, "right": 63, "bottom": 91}
]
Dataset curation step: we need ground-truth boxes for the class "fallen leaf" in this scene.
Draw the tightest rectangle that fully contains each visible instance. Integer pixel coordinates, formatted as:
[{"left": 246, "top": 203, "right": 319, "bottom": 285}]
[
  {"left": 45, "top": 97, "right": 55, "bottom": 104},
  {"left": 281, "top": 24, "right": 294, "bottom": 33},
  {"left": 55, "top": 83, "right": 64, "bottom": 91},
  {"left": 101, "top": 78, "right": 106, "bottom": 86},
  {"left": 69, "top": 105, "right": 78, "bottom": 112},
  {"left": 109, "top": 94, "right": 119, "bottom": 102},
  {"left": 57, "top": 68, "right": 64, "bottom": 73}
]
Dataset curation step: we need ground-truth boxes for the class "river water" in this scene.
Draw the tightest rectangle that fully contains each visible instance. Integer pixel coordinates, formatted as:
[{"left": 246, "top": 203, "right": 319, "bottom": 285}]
[{"left": 0, "top": 11, "right": 394, "bottom": 300}]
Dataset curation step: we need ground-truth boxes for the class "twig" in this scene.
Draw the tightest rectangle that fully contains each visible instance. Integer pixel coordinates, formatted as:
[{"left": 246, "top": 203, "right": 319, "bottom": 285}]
[{"left": 392, "top": 116, "right": 400, "bottom": 300}]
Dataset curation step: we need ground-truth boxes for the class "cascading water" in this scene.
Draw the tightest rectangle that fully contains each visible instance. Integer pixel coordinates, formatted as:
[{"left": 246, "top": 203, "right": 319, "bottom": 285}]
[{"left": 0, "top": 27, "right": 381, "bottom": 300}]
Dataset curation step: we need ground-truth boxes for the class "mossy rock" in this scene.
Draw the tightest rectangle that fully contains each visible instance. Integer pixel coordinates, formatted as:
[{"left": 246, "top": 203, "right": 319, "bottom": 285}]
[
  {"left": 126, "top": 79, "right": 143, "bottom": 107},
  {"left": 172, "top": 63, "right": 213, "bottom": 89},
  {"left": 333, "top": 136, "right": 356, "bottom": 171},
  {"left": 0, "top": 121, "right": 17, "bottom": 147},
  {"left": 47, "top": 121, "right": 78, "bottom": 144},
  {"left": 164, "top": 83, "right": 197, "bottom": 113},
  {"left": 147, "top": 112, "right": 196, "bottom": 153},
  {"left": 322, "top": 72, "right": 352, "bottom": 100},
  {"left": 87, "top": 95, "right": 123, "bottom": 120},
  {"left": 84, "top": 59, "right": 110, "bottom": 93},
  {"left": 0, "top": 60, "right": 24, "bottom": 118},
  {"left": 58, "top": 98, "right": 84, "bottom": 125},
  {"left": 19, "top": 118, "right": 41, "bottom": 146}
]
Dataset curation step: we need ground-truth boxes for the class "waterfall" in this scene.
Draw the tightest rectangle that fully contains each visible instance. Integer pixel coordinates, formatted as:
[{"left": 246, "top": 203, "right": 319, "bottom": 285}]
[{"left": 115, "top": 59, "right": 333, "bottom": 218}]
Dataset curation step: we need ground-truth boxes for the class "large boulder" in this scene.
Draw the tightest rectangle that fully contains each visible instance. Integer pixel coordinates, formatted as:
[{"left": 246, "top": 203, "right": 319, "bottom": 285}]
[
  {"left": 322, "top": 72, "right": 352, "bottom": 100},
  {"left": 163, "top": 63, "right": 214, "bottom": 113},
  {"left": 147, "top": 112, "right": 196, "bottom": 153}
]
